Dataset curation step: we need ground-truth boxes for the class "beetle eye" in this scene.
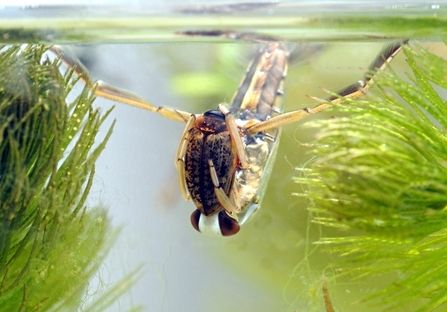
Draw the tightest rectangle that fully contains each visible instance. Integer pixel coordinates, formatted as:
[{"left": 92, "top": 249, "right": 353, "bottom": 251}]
[
  {"left": 218, "top": 211, "right": 240, "bottom": 236},
  {"left": 203, "top": 109, "right": 225, "bottom": 119},
  {"left": 190, "top": 210, "right": 201, "bottom": 233},
  {"left": 190, "top": 210, "right": 240, "bottom": 236}
]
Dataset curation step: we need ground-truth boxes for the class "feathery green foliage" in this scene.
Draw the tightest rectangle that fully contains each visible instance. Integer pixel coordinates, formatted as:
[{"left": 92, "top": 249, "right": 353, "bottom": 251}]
[
  {"left": 297, "top": 43, "right": 447, "bottom": 310},
  {"left": 0, "top": 45, "right": 138, "bottom": 311}
]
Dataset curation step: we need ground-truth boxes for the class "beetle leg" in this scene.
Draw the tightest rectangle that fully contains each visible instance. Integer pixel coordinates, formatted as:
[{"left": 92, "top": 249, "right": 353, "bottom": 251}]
[
  {"left": 50, "top": 46, "right": 191, "bottom": 123},
  {"left": 218, "top": 104, "right": 249, "bottom": 169},
  {"left": 244, "top": 40, "right": 408, "bottom": 135},
  {"left": 208, "top": 159, "right": 241, "bottom": 215},
  {"left": 229, "top": 178, "right": 240, "bottom": 212},
  {"left": 95, "top": 80, "right": 192, "bottom": 122},
  {"left": 175, "top": 115, "right": 197, "bottom": 201}
]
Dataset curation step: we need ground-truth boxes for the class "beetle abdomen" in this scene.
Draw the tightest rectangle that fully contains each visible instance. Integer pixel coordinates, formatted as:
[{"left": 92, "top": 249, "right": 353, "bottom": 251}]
[{"left": 185, "top": 127, "right": 238, "bottom": 216}]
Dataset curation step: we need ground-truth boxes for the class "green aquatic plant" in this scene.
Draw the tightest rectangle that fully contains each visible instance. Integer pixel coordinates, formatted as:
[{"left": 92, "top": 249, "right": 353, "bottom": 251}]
[
  {"left": 297, "top": 42, "right": 447, "bottom": 310},
  {"left": 0, "top": 45, "right": 139, "bottom": 311}
]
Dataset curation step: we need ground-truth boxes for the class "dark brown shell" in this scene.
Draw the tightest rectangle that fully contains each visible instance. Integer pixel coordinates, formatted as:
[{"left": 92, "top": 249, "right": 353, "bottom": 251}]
[{"left": 184, "top": 117, "right": 238, "bottom": 216}]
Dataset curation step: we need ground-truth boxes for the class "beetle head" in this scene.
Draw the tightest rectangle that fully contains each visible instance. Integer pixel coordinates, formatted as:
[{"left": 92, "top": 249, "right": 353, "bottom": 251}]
[
  {"left": 195, "top": 110, "right": 227, "bottom": 133},
  {"left": 190, "top": 209, "right": 240, "bottom": 236}
]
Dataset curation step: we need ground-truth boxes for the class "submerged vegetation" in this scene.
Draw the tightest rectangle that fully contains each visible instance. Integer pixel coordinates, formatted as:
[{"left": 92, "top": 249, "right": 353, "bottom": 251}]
[
  {"left": 0, "top": 45, "right": 138, "bottom": 311},
  {"left": 297, "top": 43, "right": 447, "bottom": 310}
]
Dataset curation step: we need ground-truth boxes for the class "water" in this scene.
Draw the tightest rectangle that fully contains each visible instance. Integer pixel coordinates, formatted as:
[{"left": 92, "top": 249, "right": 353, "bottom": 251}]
[
  {"left": 69, "top": 42, "right": 413, "bottom": 312},
  {"left": 2, "top": 2, "right": 446, "bottom": 311},
  {"left": 1, "top": 2, "right": 446, "bottom": 44}
]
